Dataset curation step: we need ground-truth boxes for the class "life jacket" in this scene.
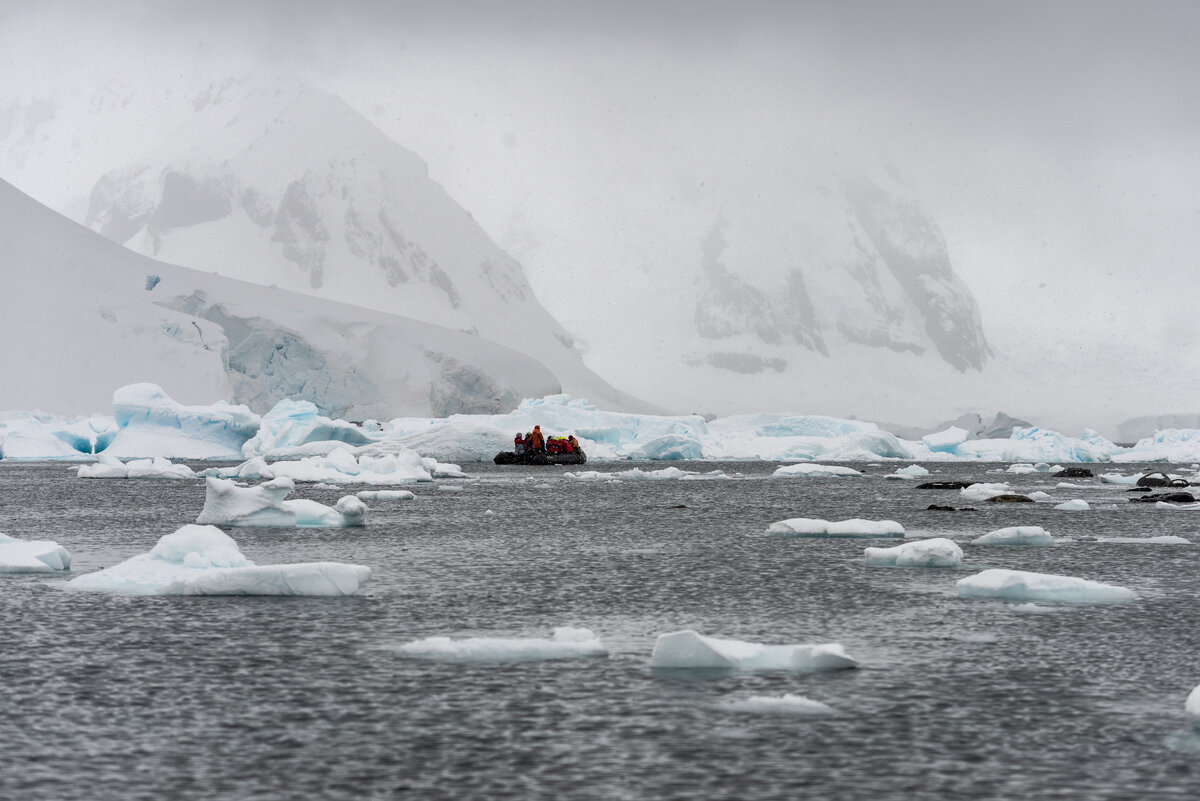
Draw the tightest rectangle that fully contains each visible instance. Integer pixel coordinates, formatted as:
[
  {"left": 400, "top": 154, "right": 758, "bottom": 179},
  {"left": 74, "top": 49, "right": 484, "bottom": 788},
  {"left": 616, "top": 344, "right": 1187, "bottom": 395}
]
[{"left": 547, "top": 438, "right": 561, "bottom": 454}]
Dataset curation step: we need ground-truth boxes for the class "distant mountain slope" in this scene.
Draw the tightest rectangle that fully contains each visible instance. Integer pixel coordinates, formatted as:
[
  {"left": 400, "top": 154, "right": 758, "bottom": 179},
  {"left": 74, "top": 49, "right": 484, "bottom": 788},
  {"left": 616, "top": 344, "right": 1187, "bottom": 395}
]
[
  {"left": 74, "top": 75, "right": 644, "bottom": 410},
  {"left": 0, "top": 177, "right": 566, "bottom": 419}
]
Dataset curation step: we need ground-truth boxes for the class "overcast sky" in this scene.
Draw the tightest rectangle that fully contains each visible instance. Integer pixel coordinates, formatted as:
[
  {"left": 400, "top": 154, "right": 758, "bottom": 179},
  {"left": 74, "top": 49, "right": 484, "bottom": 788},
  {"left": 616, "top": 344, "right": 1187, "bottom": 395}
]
[{"left": 3, "top": 0, "right": 1198, "bottom": 385}]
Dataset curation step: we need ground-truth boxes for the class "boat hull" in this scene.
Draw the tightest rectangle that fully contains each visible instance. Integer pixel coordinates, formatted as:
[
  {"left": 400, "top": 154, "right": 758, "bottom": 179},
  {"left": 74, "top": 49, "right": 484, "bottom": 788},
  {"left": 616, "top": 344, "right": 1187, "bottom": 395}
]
[{"left": 493, "top": 451, "right": 587, "bottom": 466}]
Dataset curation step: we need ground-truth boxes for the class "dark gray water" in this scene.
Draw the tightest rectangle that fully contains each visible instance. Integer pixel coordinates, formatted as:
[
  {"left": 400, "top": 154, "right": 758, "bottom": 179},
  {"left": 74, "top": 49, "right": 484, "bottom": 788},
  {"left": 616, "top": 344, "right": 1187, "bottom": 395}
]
[{"left": 2, "top": 461, "right": 1199, "bottom": 800}]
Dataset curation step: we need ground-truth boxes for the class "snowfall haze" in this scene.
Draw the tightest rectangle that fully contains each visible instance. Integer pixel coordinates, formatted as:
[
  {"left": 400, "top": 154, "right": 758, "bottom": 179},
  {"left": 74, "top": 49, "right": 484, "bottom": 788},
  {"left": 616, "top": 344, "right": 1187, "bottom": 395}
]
[{"left": 1, "top": 0, "right": 1198, "bottom": 436}]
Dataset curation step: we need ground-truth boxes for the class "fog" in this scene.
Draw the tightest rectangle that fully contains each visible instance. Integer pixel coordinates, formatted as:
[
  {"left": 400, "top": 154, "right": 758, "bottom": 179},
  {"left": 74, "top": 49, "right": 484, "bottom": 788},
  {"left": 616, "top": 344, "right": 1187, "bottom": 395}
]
[{"left": 2, "top": 0, "right": 1197, "bottom": 431}]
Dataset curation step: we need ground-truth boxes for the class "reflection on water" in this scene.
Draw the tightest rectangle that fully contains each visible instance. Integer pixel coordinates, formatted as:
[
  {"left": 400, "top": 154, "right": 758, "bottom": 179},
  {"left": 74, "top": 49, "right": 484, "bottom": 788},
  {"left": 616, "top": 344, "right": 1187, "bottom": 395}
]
[{"left": 1, "top": 461, "right": 1198, "bottom": 800}]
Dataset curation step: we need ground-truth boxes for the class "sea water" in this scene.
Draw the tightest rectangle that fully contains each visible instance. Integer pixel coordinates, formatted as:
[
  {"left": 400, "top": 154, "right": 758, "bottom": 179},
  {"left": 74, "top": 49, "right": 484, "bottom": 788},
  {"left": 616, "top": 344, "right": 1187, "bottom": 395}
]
[{"left": 1, "top": 461, "right": 1198, "bottom": 800}]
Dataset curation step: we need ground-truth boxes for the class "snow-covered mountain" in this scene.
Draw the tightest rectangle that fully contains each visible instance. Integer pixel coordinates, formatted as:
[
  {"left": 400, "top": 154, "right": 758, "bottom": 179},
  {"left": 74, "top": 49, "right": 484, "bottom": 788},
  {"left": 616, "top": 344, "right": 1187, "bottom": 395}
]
[
  {"left": 0, "top": 177, "right": 566, "bottom": 419},
  {"left": 68, "top": 75, "right": 642, "bottom": 411}
]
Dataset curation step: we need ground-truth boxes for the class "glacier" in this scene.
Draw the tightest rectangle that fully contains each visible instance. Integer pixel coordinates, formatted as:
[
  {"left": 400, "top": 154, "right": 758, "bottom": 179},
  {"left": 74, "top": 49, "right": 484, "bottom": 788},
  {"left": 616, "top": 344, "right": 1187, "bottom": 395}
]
[{"left": 64, "top": 524, "right": 370, "bottom": 595}]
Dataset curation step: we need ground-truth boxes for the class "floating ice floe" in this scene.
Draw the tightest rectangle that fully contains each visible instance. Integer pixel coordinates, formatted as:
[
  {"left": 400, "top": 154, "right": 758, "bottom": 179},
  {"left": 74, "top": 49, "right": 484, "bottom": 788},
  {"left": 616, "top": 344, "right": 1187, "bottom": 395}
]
[
  {"left": 960, "top": 482, "right": 1013, "bottom": 502},
  {"left": 956, "top": 569, "right": 1135, "bottom": 604},
  {"left": 1099, "top": 472, "right": 1142, "bottom": 485},
  {"left": 971, "top": 526, "right": 1055, "bottom": 546},
  {"left": 1093, "top": 536, "right": 1192, "bottom": 545},
  {"left": 395, "top": 627, "right": 608, "bottom": 662},
  {"left": 196, "top": 477, "right": 366, "bottom": 527},
  {"left": 565, "top": 467, "right": 729, "bottom": 481},
  {"left": 767, "top": 517, "right": 904, "bottom": 538},
  {"left": 772, "top": 463, "right": 863, "bottom": 478},
  {"left": 864, "top": 538, "right": 963, "bottom": 568},
  {"left": 0, "top": 532, "right": 72, "bottom": 572},
  {"left": 64, "top": 524, "right": 370, "bottom": 595},
  {"left": 1054, "top": 499, "right": 1090, "bottom": 511},
  {"left": 77, "top": 454, "right": 196, "bottom": 479},
  {"left": 104, "top": 383, "right": 260, "bottom": 460},
  {"left": 1157, "top": 502, "right": 1200, "bottom": 511},
  {"left": 718, "top": 694, "right": 838, "bottom": 716},
  {"left": 884, "top": 464, "right": 930, "bottom": 480},
  {"left": 649, "top": 630, "right": 858, "bottom": 671},
  {"left": 1187, "top": 684, "right": 1200, "bottom": 718},
  {"left": 356, "top": 490, "right": 415, "bottom": 501}
]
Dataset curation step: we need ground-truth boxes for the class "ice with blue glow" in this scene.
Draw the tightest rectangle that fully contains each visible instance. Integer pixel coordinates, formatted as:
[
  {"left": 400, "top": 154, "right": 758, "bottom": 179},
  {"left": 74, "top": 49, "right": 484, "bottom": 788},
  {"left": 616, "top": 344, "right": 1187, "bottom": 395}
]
[
  {"left": 195, "top": 477, "right": 367, "bottom": 527},
  {"left": 64, "top": 524, "right": 370, "bottom": 595},
  {"left": 648, "top": 630, "right": 858, "bottom": 671},
  {"left": 396, "top": 627, "right": 608, "bottom": 662},
  {"left": 0, "top": 532, "right": 72, "bottom": 573},
  {"left": 9, "top": 383, "right": 1200, "bottom": 465},
  {"left": 956, "top": 569, "right": 1135, "bottom": 604}
]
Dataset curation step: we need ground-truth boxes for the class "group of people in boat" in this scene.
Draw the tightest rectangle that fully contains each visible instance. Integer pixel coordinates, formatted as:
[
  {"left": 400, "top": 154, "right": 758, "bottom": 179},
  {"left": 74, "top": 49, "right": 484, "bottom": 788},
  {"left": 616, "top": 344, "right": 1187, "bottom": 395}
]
[{"left": 513, "top": 425, "right": 580, "bottom": 455}]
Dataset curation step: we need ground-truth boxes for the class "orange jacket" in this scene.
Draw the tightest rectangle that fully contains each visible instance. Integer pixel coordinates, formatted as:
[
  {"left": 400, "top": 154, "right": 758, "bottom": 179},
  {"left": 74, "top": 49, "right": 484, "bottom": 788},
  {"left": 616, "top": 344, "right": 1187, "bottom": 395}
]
[{"left": 530, "top": 429, "right": 545, "bottom": 450}]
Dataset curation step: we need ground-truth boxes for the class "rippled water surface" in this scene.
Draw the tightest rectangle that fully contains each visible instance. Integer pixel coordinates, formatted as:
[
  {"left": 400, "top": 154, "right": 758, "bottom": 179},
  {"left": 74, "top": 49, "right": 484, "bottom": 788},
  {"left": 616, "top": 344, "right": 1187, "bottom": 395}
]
[{"left": 2, "top": 461, "right": 1199, "bottom": 800}]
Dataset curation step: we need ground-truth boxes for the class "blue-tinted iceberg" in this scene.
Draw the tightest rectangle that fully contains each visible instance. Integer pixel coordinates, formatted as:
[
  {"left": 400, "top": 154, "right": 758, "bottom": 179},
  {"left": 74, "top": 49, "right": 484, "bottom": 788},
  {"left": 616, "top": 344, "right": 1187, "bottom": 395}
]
[
  {"left": 105, "top": 384, "right": 260, "bottom": 460},
  {"left": 864, "top": 538, "right": 963, "bottom": 567},
  {"left": 396, "top": 627, "right": 607, "bottom": 662},
  {"left": 0, "top": 532, "right": 72, "bottom": 573},
  {"left": 196, "top": 477, "right": 366, "bottom": 527},
  {"left": 0, "top": 413, "right": 116, "bottom": 460},
  {"left": 64, "top": 525, "right": 369, "bottom": 595},
  {"left": 649, "top": 630, "right": 858, "bottom": 671},
  {"left": 956, "top": 569, "right": 1135, "bottom": 604},
  {"left": 971, "top": 526, "right": 1055, "bottom": 546},
  {"left": 767, "top": 517, "right": 904, "bottom": 538}
]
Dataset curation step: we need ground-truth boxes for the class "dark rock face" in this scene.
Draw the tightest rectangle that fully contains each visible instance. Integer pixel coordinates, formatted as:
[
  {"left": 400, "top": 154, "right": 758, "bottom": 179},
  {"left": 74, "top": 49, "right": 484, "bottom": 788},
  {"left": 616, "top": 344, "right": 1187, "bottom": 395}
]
[
  {"left": 981, "top": 412, "right": 1034, "bottom": 440},
  {"left": 984, "top": 494, "right": 1034, "bottom": 503},
  {"left": 917, "top": 481, "right": 975, "bottom": 490},
  {"left": 927, "top": 504, "right": 959, "bottom": 511},
  {"left": 1136, "top": 472, "right": 1190, "bottom": 488},
  {"left": 1130, "top": 492, "right": 1195, "bottom": 504}
]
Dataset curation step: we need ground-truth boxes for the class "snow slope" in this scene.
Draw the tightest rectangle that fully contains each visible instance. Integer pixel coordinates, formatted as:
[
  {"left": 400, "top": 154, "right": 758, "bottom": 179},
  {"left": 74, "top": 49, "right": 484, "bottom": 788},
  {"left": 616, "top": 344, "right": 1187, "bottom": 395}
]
[{"left": 0, "top": 177, "right": 564, "bottom": 418}]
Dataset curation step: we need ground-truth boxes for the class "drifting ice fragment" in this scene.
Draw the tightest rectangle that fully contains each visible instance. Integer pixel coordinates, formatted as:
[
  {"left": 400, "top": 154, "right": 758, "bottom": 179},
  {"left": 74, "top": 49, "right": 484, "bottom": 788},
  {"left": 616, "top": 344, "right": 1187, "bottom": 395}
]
[
  {"left": 767, "top": 517, "right": 904, "bottom": 538},
  {"left": 1054, "top": 499, "right": 1090, "bottom": 511},
  {"left": 77, "top": 454, "right": 196, "bottom": 479},
  {"left": 864, "top": 538, "right": 963, "bottom": 568},
  {"left": 960, "top": 483, "right": 1012, "bottom": 501},
  {"left": 396, "top": 627, "right": 608, "bottom": 662},
  {"left": 356, "top": 490, "right": 415, "bottom": 501},
  {"left": 972, "top": 526, "right": 1055, "bottom": 546},
  {"left": 772, "top": 464, "right": 863, "bottom": 478},
  {"left": 0, "top": 532, "right": 72, "bottom": 572},
  {"left": 1188, "top": 684, "right": 1200, "bottom": 717},
  {"left": 719, "top": 694, "right": 838, "bottom": 716},
  {"left": 885, "top": 464, "right": 930, "bottom": 480},
  {"left": 64, "top": 524, "right": 370, "bottom": 595},
  {"left": 956, "top": 569, "right": 1135, "bottom": 604},
  {"left": 648, "top": 630, "right": 857, "bottom": 671},
  {"left": 196, "top": 477, "right": 366, "bottom": 527}
]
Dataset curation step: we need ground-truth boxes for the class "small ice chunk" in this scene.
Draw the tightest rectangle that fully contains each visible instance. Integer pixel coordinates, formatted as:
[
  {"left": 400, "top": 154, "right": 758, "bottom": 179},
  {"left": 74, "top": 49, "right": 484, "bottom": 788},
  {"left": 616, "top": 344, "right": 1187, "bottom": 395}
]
[
  {"left": 437, "top": 485, "right": 465, "bottom": 492},
  {"left": 956, "top": 568, "right": 1135, "bottom": 604},
  {"left": 1006, "top": 463, "right": 1039, "bottom": 474},
  {"left": 719, "top": 694, "right": 837, "bottom": 716},
  {"left": 196, "top": 477, "right": 365, "bottom": 527},
  {"left": 1028, "top": 491, "right": 1053, "bottom": 502},
  {"left": 972, "top": 526, "right": 1055, "bottom": 546},
  {"left": 0, "top": 532, "right": 72, "bottom": 572},
  {"left": 1156, "top": 502, "right": 1200, "bottom": 511},
  {"left": 960, "top": 482, "right": 1011, "bottom": 501},
  {"left": 864, "top": 538, "right": 963, "bottom": 568},
  {"left": 64, "top": 524, "right": 369, "bottom": 596},
  {"left": 1187, "top": 684, "right": 1200, "bottom": 717},
  {"left": 78, "top": 455, "right": 195, "bottom": 480},
  {"left": 1055, "top": 499, "right": 1090, "bottom": 511},
  {"left": 396, "top": 627, "right": 608, "bottom": 662},
  {"left": 772, "top": 464, "right": 863, "bottom": 478},
  {"left": 885, "top": 464, "right": 930, "bottom": 480},
  {"left": 648, "top": 630, "right": 857, "bottom": 671},
  {"left": 356, "top": 490, "right": 415, "bottom": 501},
  {"left": 1094, "top": 536, "right": 1192, "bottom": 545},
  {"left": 767, "top": 517, "right": 904, "bottom": 538}
]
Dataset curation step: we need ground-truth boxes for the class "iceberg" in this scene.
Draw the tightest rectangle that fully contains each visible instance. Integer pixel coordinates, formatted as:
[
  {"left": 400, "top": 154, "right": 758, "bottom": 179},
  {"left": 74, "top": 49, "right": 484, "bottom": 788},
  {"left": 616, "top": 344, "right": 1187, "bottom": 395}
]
[
  {"left": 196, "top": 477, "right": 367, "bottom": 527},
  {"left": 1188, "top": 684, "right": 1200, "bottom": 718},
  {"left": 77, "top": 454, "right": 196, "bottom": 479},
  {"left": 64, "top": 524, "right": 370, "bottom": 595},
  {"left": 971, "top": 526, "right": 1055, "bottom": 546},
  {"left": 0, "top": 413, "right": 117, "bottom": 460},
  {"left": 767, "top": 517, "right": 904, "bottom": 538},
  {"left": 864, "top": 538, "right": 963, "bottom": 568},
  {"left": 885, "top": 464, "right": 930, "bottom": 480},
  {"left": 241, "top": 399, "right": 376, "bottom": 458},
  {"left": 960, "top": 482, "right": 1013, "bottom": 502},
  {"left": 772, "top": 464, "right": 863, "bottom": 478},
  {"left": 395, "top": 627, "right": 608, "bottom": 662},
  {"left": 649, "top": 630, "right": 858, "bottom": 671},
  {"left": 956, "top": 569, "right": 1135, "bottom": 604},
  {"left": 105, "top": 384, "right": 260, "bottom": 460},
  {"left": 356, "top": 490, "right": 415, "bottom": 501},
  {"left": 0, "top": 532, "right": 72, "bottom": 572},
  {"left": 718, "top": 694, "right": 838, "bottom": 716},
  {"left": 923, "top": 426, "right": 970, "bottom": 453}
]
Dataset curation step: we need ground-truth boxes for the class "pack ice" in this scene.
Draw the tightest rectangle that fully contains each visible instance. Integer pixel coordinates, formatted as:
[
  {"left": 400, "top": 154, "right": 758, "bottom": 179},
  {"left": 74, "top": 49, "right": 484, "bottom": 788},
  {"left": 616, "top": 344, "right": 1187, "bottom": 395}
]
[
  {"left": 64, "top": 525, "right": 370, "bottom": 595},
  {"left": 196, "top": 477, "right": 366, "bottom": 527},
  {"left": 648, "top": 630, "right": 858, "bottom": 671},
  {"left": 956, "top": 569, "right": 1135, "bottom": 604},
  {"left": 396, "top": 627, "right": 608, "bottom": 662},
  {"left": 767, "top": 517, "right": 905, "bottom": 538},
  {"left": 864, "top": 538, "right": 963, "bottom": 568},
  {"left": 0, "top": 532, "right": 72, "bottom": 573}
]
